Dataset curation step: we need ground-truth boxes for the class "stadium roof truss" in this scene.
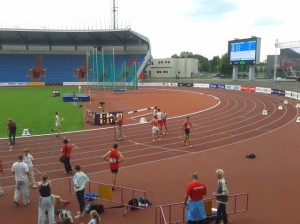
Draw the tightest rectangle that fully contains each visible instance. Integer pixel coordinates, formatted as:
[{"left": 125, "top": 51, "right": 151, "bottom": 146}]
[{"left": 0, "top": 28, "right": 150, "bottom": 48}]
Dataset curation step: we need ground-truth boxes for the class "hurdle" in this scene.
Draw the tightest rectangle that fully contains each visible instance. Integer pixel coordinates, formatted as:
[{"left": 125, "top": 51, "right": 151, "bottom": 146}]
[
  {"left": 128, "top": 107, "right": 155, "bottom": 115},
  {"left": 127, "top": 112, "right": 153, "bottom": 120}
]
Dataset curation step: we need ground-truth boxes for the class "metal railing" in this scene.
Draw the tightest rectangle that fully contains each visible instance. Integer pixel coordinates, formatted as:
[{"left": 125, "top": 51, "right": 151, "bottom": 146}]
[
  {"left": 155, "top": 193, "right": 249, "bottom": 224},
  {"left": 68, "top": 179, "right": 148, "bottom": 215}
]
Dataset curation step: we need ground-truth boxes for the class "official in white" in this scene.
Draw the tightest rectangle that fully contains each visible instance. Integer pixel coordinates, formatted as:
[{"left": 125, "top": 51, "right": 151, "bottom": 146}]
[
  {"left": 73, "top": 165, "right": 89, "bottom": 219},
  {"left": 11, "top": 154, "right": 30, "bottom": 205},
  {"left": 23, "top": 149, "right": 37, "bottom": 188}
]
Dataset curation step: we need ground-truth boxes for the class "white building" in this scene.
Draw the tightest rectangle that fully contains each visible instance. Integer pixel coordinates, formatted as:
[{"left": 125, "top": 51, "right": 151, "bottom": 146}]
[{"left": 145, "top": 58, "right": 199, "bottom": 78}]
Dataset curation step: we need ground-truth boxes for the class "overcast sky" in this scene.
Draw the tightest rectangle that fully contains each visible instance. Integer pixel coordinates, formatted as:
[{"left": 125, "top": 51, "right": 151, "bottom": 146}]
[{"left": 0, "top": 0, "right": 298, "bottom": 61}]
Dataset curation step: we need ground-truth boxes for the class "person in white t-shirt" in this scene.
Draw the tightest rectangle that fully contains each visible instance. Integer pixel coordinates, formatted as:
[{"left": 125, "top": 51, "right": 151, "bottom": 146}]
[
  {"left": 23, "top": 149, "right": 37, "bottom": 188},
  {"left": 156, "top": 108, "right": 163, "bottom": 134},
  {"left": 51, "top": 112, "right": 62, "bottom": 137},
  {"left": 11, "top": 154, "right": 30, "bottom": 205}
]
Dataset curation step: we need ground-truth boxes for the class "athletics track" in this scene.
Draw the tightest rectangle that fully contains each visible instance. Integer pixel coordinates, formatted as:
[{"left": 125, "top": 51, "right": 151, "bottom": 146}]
[{"left": 0, "top": 86, "right": 299, "bottom": 224}]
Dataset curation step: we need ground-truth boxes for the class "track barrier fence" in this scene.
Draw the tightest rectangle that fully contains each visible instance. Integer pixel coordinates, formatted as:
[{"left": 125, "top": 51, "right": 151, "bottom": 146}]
[
  {"left": 68, "top": 179, "right": 148, "bottom": 215},
  {"left": 155, "top": 193, "right": 248, "bottom": 224}
]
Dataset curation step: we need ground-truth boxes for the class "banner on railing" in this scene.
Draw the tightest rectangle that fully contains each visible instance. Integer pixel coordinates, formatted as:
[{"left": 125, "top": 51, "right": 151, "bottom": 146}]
[{"left": 255, "top": 87, "right": 272, "bottom": 94}]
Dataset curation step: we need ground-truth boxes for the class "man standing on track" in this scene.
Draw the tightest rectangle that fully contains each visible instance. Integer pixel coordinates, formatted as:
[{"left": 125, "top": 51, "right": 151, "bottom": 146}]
[
  {"left": 213, "top": 169, "right": 229, "bottom": 224},
  {"left": 151, "top": 115, "right": 161, "bottom": 142},
  {"left": 73, "top": 165, "right": 89, "bottom": 219},
  {"left": 11, "top": 154, "right": 30, "bottom": 206},
  {"left": 7, "top": 118, "right": 17, "bottom": 146},
  {"left": 182, "top": 116, "right": 193, "bottom": 148},
  {"left": 23, "top": 149, "right": 38, "bottom": 188},
  {"left": 61, "top": 139, "right": 73, "bottom": 174},
  {"left": 184, "top": 172, "right": 207, "bottom": 224},
  {"left": 115, "top": 114, "right": 124, "bottom": 141},
  {"left": 102, "top": 143, "right": 124, "bottom": 191}
]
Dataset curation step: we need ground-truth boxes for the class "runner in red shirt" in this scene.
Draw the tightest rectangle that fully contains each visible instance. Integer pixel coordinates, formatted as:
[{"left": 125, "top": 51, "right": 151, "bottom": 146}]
[
  {"left": 102, "top": 143, "right": 124, "bottom": 191},
  {"left": 182, "top": 116, "right": 193, "bottom": 148}
]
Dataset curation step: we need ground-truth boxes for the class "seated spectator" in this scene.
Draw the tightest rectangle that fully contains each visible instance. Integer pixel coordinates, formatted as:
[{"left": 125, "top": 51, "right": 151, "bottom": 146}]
[{"left": 89, "top": 210, "right": 101, "bottom": 224}]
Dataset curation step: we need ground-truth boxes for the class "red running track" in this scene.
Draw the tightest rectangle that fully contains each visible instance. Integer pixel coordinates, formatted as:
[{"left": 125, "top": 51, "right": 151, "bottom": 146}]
[{"left": 0, "top": 87, "right": 299, "bottom": 224}]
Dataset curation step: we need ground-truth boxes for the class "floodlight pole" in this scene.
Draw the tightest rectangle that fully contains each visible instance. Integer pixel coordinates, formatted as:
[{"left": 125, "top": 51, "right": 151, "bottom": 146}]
[
  {"left": 274, "top": 39, "right": 279, "bottom": 81},
  {"left": 123, "top": 61, "right": 127, "bottom": 90},
  {"left": 102, "top": 47, "right": 105, "bottom": 91}
]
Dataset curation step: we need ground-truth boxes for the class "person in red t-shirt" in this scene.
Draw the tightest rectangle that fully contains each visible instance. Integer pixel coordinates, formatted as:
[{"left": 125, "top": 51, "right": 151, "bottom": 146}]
[
  {"left": 61, "top": 139, "right": 73, "bottom": 174},
  {"left": 7, "top": 118, "right": 17, "bottom": 146},
  {"left": 115, "top": 114, "right": 124, "bottom": 141},
  {"left": 182, "top": 116, "right": 193, "bottom": 148},
  {"left": 102, "top": 143, "right": 124, "bottom": 191},
  {"left": 184, "top": 173, "right": 207, "bottom": 224}
]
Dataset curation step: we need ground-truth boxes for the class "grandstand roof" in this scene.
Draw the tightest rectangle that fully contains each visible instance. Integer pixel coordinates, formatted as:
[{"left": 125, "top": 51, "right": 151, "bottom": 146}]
[{"left": 0, "top": 28, "right": 149, "bottom": 47}]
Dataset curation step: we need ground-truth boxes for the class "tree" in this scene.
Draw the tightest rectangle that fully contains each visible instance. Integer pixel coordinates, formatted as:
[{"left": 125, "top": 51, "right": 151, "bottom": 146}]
[{"left": 218, "top": 53, "right": 232, "bottom": 75}]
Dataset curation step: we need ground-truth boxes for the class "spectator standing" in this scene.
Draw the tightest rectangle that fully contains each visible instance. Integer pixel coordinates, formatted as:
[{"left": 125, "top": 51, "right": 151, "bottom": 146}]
[
  {"left": 7, "top": 118, "right": 17, "bottom": 146},
  {"left": 73, "top": 165, "right": 89, "bottom": 219},
  {"left": 23, "top": 149, "right": 38, "bottom": 188},
  {"left": 61, "top": 139, "right": 73, "bottom": 174},
  {"left": 102, "top": 143, "right": 124, "bottom": 191},
  {"left": 37, "top": 173, "right": 55, "bottom": 224},
  {"left": 11, "top": 154, "right": 30, "bottom": 206},
  {"left": 184, "top": 173, "right": 207, "bottom": 224},
  {"left": 213, "top": 169, "right": 229, "bottom": 224},
  {"left": 182, "top": 116, "right": 193, "bottom": 148},
  {"left": 88, "top": 210, "right": 101, "bottom": 224}
]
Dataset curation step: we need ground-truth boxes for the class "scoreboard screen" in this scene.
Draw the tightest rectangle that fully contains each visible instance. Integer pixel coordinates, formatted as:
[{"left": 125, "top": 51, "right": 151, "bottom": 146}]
[
  {"left": 86, "top": 110, "right": 123, "bottom": 125},
  {"left": 228, "top": 37, "right": 261, "bottom": 65}
]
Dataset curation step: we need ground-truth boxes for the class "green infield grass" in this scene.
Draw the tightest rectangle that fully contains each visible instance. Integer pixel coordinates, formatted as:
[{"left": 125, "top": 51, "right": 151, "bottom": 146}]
[{"left": 0, "top": 86, "right": 84, "bottom": 138}]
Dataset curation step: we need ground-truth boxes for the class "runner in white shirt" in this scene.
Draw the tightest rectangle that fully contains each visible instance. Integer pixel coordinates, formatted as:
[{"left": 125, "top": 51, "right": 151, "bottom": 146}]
[
  {"left": 11, "top": 154, "right": 30, "bottom": 206},
  {"left": 156, "top": 108, "right": 163, "bottom": 134},
  {"left": 51, "top": 111, "right": 62, "bottom": 137}
]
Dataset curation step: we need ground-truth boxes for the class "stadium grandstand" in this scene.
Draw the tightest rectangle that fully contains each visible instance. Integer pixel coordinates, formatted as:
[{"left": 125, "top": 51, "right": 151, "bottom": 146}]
[{"left": 0, "top": 28, "right": 151, "bottom": 89}]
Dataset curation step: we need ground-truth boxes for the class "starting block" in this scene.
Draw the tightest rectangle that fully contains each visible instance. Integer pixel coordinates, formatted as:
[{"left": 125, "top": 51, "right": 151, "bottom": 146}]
[
  {"left": 262, "top": 110, "right": 268, "bottom": 115},
  {"left": 284, "top": 100, "right": 288, "bottom": 104},
  {"left": 278, "top": 105, "right": 283, "bottom": 110},
  {"left": 296, "top": 103, "right": 300, "bottom": 108},
  {"left": 296, "top": 117, "right": 300, "bottom": 123},
  {"left": 22, "top": 129, "right": 31, "bottom": 136}
]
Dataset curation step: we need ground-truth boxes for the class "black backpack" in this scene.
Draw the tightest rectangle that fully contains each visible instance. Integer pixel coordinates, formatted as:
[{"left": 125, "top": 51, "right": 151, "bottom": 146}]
[
  {"left": 128, "top": 198, "right": 139, "bottom": 210},
  {"left": 86, "top": 203, "right": 104, "bottom": 214}
]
